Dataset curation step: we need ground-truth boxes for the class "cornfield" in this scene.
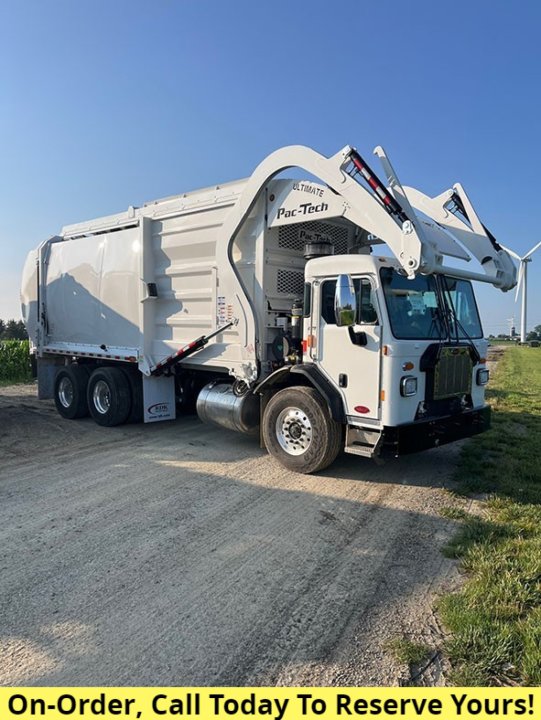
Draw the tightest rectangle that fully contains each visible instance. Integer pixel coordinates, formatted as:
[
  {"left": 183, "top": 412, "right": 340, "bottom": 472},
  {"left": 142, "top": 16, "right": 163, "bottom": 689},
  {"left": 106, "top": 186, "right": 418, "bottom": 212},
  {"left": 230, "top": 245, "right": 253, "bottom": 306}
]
[{"left": 0, "top": 339, "right": 33, "bottom": 384}]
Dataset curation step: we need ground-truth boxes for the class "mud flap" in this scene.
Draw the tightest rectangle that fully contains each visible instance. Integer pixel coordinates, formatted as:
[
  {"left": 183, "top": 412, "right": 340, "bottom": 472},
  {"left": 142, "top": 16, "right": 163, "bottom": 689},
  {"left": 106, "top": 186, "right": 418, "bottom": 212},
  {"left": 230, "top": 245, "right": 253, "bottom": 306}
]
[
  {"left": 37, "top": 356, "right": 64, "bottom": 400},
  {"left": 142, "top": 374, "right": 176, "bottom": 423}
]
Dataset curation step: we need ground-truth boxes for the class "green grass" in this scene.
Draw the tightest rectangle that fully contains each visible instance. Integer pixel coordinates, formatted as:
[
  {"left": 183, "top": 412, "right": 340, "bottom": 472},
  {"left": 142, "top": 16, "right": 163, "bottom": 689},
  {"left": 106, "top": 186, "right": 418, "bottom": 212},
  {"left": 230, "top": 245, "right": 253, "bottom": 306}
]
[
  {"left": 439, "top": 346, "right": 541, "bottom": 685},
  {"left": 0, "top": 339, "right": 33, "bottom": 385},
  {"left": 385, "top": 636, "right": 431, "bottom": 667}
]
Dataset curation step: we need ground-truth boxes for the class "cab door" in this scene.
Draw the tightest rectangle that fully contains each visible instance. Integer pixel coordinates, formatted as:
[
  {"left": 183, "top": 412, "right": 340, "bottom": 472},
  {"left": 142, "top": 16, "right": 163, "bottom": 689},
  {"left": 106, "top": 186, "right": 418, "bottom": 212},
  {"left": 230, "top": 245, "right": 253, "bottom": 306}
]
[{"left": 315, "top": 277, "right": 381, "bottom": 421}]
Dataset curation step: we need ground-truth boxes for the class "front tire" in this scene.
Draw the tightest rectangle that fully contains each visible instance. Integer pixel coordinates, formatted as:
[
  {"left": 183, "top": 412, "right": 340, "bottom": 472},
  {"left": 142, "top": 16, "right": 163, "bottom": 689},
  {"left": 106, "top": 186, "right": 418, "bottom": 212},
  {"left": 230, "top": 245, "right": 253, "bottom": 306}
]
[
  {"left": 54, "top": 365, "right": 90, "bottom": 419},
  {"left": 87, "top": 367, "right": 131, "bottom": 427},
  {"left": 262, "top": 386, "right": 342, "bottom": 473}
]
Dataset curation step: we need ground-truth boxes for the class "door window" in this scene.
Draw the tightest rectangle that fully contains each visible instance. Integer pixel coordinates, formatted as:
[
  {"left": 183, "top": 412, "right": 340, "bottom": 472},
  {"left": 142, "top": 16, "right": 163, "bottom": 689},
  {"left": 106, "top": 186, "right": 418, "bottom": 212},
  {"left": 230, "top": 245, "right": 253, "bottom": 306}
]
[{"left": 321, "top": 278, "right": 378, "bottom": 325}]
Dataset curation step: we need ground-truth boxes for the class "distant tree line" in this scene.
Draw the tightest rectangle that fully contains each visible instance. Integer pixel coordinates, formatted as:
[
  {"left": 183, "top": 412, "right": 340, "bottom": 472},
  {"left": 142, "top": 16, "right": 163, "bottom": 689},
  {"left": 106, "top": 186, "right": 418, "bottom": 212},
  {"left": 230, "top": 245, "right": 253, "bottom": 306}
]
[
  {"left": 488, "top": 324, "right": 541, "bottom": 342},
  {"left": 527, "top": 325, "right": 541, "bottom": 341},
  {"left": 0, "top": 319, "right": 27, "bottom": 341}
]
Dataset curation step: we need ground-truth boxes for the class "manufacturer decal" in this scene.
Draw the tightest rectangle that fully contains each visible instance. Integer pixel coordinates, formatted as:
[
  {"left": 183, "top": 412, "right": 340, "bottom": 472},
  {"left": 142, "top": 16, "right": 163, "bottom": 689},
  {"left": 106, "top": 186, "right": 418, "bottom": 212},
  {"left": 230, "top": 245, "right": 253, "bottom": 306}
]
[
  {"left": 292, "top": 182, "right": 324, "bottom": 197},
  {"left": 147, "top": 402, "right": 170, "bottom": 417},
  {"left": 299, "top": 228, "right": 333, "bottom": 245},
  {"left": 276, "top": 201, "right": 328, "bottom": 220}
]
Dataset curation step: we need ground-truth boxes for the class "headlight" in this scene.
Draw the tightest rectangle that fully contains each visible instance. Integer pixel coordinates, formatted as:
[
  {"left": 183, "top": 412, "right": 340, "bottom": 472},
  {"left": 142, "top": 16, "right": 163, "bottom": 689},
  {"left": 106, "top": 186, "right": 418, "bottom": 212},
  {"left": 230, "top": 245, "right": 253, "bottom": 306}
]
[
  {"left": 476, "top": 368, "right": 489, "bottom": 386},
  {"left": 400, "top": 376, "right": 418, "bottom": 397}
]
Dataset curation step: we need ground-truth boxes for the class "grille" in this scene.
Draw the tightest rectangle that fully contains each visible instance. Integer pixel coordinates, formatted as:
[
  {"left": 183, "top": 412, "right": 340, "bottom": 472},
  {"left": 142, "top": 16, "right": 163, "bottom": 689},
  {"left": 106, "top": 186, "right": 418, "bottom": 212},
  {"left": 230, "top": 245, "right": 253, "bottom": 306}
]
[
  {"left": 433, "top": 347, "right": 472, "bottom": 400},
  {"left": 277, "top": 269, "right": 304, "bottom": 296},
  {"left": 278, "top": 221, "right": 349, "bottom": 254}
]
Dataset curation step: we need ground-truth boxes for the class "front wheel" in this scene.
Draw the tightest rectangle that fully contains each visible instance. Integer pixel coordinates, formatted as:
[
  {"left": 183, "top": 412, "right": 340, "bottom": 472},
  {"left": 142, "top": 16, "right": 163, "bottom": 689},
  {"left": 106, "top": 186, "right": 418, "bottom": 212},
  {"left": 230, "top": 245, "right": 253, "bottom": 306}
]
[{"left": 262, "top": 386, "right": 342, "bottom": 473}]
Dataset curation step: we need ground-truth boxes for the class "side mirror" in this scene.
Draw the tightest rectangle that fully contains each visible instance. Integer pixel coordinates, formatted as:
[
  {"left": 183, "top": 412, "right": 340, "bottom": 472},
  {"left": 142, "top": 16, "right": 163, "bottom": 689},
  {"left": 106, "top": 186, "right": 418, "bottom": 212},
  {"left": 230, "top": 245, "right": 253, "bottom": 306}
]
[{"left": 334, "top": 274, "right": 357, "bottom": 327}]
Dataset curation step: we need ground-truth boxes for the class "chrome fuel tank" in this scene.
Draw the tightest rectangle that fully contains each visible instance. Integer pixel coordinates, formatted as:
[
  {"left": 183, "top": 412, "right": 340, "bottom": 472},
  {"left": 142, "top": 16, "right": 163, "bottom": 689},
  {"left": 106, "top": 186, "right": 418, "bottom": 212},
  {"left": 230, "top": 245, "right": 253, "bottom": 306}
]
[{"left": 196, "top": 382, "right": 259, "bottom": 435}]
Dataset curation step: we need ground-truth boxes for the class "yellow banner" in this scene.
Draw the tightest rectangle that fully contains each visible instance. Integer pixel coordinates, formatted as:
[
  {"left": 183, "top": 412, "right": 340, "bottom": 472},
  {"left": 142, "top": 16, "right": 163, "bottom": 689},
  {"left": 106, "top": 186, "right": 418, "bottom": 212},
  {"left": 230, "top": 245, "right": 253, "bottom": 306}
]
[{"left": 0, "top": 689, "right": 538, "bottom": 720}]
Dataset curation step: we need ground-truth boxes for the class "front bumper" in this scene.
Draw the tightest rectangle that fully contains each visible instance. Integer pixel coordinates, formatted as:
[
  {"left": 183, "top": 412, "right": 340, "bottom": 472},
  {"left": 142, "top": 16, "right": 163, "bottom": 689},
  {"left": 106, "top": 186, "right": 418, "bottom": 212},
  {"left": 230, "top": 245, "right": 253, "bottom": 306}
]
[{"left": 381, "top": 406, "right": 491, "bottom": 457}]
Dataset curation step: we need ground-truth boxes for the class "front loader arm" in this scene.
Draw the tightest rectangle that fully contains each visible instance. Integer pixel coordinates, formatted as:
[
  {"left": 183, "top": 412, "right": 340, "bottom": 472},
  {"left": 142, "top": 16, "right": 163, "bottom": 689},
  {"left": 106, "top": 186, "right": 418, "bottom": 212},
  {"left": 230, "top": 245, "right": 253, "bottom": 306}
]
[
  {"left": 217, "top": 144, "right": 433, "bottom": 280},
  {"left": 403, "top": 184, "right": 516, "bottom": 291}
]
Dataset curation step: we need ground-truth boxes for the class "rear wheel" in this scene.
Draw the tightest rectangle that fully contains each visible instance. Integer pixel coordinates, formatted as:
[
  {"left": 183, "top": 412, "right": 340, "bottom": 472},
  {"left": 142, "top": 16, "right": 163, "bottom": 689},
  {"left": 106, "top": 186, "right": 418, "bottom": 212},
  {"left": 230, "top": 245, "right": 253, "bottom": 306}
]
[
  {"left": 120, "top": 367, "right": 144, "bottom": 423},
  {"left": 262, "top": 386, "right": 342, "bottom": 473},
  {"left": 54, "top": 365, "right": 90, "bottom": 419},
  {"left": 87, "top": 367, "right": 131, "bottom": 427}
]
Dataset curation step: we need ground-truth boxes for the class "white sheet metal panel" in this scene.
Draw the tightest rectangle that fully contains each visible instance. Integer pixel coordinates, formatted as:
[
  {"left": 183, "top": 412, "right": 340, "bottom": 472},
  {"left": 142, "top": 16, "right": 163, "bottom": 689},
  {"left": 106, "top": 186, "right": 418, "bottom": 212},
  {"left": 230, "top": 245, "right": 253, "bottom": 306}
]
[
  {"left": 45, "top": 235, "right": 102, "bottom": 344},
  {"left": 138, "top": 186, "right": 265, "bottom": 382},
  {"left": 45, "top": 228, "right": 140, "bottom": 349},
  {"left": 267, "top": 179, "right": 347, "bottom": 227},
  {"left": 99, "top": 228, "right": 141, "bottom": 347},
  {"left": 149, "top": 203, "right": 236, "bottom": 369}
]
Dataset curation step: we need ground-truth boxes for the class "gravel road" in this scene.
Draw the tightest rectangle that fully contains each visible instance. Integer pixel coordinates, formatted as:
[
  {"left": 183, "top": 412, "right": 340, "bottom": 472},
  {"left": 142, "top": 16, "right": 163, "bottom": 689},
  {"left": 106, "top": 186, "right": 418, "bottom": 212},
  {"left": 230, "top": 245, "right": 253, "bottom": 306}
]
[{"left": 0, "top": 384, "right": 465, "bottom": 686}]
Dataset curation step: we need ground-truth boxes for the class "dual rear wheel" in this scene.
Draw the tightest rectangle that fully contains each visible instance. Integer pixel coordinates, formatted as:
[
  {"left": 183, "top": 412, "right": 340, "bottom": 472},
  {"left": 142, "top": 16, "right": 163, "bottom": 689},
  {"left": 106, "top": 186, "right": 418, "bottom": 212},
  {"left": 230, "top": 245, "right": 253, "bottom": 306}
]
[{"left": 54, "top": 365, "right": 142, "bottom": 426}]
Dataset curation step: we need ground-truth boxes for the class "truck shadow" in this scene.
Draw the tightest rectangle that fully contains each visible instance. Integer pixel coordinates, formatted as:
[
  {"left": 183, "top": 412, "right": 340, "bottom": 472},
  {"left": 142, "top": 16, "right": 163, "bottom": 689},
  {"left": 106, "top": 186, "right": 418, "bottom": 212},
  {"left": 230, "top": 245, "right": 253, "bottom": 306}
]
[
  {"left": 163, "top": 412, "right": 465, "bottom": 490},
  {"left": 0, "top": 419, "right": 464, "bottom": 686}
]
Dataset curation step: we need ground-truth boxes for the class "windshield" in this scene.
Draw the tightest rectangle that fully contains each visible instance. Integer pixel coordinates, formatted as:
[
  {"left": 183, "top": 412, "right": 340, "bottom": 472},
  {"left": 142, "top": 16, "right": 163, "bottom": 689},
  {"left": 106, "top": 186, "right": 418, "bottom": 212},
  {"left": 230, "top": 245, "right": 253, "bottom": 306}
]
[
  {"left": 380, "top": 268, "right": 483, "bottom": 340},
  {"left": 441, "top": 276, "right": 483, "bottom": 339}
]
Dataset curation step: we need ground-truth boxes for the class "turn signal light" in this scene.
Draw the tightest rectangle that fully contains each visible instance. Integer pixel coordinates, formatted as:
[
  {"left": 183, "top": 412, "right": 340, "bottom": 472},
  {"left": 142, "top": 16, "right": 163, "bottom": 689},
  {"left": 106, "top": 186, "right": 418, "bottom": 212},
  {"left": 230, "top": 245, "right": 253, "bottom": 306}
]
[{"left": 402, "top": 361, "right": 414, "bottom": 371}]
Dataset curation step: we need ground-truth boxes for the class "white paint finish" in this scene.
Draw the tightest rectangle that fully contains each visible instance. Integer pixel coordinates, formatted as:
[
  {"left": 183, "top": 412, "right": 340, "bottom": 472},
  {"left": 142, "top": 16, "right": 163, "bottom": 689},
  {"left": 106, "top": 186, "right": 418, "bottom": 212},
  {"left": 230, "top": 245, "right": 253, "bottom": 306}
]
[
  {"left": 267, "top": 179, "right": 347, "bottom": 227},
  {"left": 25, "top": 143, "right": 514, "bottom": 401},
  {"left": 319, "top": 321, "right": 382, "bottom": 420},
  {"left": 45, "top": 235, "right": 103, "bottom": 344},
  {"left": 44, "top": 228, "right": 141, "bottom": 349},
  {"left": 98, "top": 228, "right": 141, "bottom": 348},
  {"left": 404, "top": 184, "right": 516, "bottom": 290},
  {"left": 313, "top": 275, "right": 382, "bottom": 421},
  {"left": 142, "top": 374, "right": 176, "bottom": 423}
]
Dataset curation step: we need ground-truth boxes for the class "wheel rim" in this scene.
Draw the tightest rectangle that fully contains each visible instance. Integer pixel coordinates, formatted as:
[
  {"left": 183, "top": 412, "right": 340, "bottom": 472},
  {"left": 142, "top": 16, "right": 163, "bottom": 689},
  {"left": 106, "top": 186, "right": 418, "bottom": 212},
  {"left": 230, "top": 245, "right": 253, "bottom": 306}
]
[
  {"left": 58, "top": 376, "right": 74, "bottom": 408},
  {"left": 93, "top": 379, "right": 111, "bottom": 414},
  {"left": 275, "top": 406, "right": 312, "bottom": 456}
]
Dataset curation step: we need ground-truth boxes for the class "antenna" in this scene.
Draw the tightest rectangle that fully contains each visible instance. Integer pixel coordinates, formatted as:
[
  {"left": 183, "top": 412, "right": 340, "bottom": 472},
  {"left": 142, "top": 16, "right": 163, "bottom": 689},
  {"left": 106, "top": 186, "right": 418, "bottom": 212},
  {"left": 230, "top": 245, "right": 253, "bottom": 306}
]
[{"left": 500, "top": 241, "right": 541, "bottom": 342}]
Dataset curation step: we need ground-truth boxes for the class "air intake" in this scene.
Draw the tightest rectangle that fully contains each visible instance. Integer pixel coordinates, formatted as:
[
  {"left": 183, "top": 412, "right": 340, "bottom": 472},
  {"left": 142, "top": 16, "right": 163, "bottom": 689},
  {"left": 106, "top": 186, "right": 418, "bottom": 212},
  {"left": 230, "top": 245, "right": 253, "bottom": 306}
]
[{"left": 304, "top": 240, "right": 334, "bottom": 260}]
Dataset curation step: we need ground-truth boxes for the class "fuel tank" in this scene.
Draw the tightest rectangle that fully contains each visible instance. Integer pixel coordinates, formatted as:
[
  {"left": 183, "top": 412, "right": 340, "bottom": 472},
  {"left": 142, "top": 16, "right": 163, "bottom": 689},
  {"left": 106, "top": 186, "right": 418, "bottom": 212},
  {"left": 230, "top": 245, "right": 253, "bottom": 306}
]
[{"left": 196, "top": 381, "right": 259, "bottom": 435}]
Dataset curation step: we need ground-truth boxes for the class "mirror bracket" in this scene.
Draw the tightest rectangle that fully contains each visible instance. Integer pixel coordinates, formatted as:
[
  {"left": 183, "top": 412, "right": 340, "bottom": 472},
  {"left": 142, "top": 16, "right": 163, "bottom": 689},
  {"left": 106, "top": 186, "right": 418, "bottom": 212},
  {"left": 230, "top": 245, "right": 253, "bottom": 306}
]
[{"left": 348, "top": 327, "right": 367, "bottom": 346}]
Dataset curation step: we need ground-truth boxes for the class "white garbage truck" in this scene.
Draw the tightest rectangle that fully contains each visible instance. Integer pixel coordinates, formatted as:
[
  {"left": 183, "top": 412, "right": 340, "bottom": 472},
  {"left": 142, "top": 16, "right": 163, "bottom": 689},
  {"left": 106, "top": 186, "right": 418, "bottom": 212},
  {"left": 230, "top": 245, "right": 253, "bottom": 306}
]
[{"left": 21, "top": 144, "right": 516, "bottom": 472}]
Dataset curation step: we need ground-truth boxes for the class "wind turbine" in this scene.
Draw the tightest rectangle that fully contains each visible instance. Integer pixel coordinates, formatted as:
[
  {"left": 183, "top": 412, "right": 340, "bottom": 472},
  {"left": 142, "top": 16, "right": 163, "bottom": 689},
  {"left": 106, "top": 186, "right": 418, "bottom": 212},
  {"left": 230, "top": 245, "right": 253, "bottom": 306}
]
[{"left": 501, "top": 241, "right": 541, "bottom": 342}]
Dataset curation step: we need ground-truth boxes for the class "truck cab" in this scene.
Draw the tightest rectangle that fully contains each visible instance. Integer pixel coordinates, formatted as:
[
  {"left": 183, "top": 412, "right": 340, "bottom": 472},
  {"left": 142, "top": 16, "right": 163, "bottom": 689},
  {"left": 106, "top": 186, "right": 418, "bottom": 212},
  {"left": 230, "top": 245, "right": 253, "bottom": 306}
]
[
  {"left": 258, "top": 252, "right": 490, "bottom": 472},
  {"left": 311, "top": 255, "right": 488, "bottom": 452}
]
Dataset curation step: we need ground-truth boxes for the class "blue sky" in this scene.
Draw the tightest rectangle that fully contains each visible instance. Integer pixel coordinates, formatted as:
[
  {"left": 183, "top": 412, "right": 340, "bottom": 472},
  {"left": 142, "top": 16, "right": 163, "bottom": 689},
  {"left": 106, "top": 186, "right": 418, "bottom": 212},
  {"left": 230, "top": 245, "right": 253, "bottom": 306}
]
[{"left": 1, "top": 0, "right": 541, "bottom": 335}]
